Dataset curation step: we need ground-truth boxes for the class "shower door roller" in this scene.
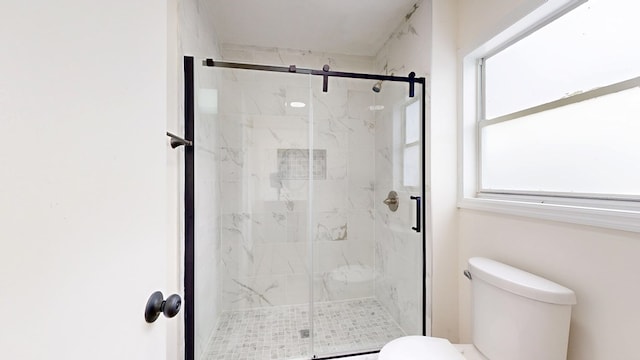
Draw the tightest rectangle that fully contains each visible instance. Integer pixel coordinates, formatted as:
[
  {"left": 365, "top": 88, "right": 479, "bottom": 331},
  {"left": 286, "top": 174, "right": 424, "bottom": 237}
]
[{"left": 144, "top": 291, "right": 182, "bottom": 323}]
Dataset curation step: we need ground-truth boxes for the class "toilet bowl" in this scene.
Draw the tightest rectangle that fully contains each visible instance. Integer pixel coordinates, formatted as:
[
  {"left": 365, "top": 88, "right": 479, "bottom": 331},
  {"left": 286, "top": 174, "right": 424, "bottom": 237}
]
[
  {"left": 379, "top": 336, "right": 466, "bottom": 359},
  {"left": 378, "top": 337, "right": 488, "bottom": 360},
  {"left": 378, "top": 257, "right": 577, "bottom": 360}
]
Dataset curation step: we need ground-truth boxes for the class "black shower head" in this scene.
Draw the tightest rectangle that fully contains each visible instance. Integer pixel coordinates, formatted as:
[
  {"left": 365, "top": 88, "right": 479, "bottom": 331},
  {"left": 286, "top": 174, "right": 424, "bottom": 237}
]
[{"left": 372, "top": 80, "right": 382, "bottom": 93}]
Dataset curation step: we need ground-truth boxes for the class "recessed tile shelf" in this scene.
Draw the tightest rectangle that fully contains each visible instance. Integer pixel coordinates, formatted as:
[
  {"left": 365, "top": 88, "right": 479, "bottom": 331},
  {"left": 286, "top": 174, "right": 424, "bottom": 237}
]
[{"left": 278, "top": 149, "right": 327, "bottom": 180}]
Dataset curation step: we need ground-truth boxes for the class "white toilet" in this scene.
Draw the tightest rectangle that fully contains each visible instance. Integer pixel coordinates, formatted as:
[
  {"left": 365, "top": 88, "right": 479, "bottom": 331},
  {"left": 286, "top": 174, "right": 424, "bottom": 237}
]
[{"left": 379, "top": 257, "right": 577, "bottom": 360}]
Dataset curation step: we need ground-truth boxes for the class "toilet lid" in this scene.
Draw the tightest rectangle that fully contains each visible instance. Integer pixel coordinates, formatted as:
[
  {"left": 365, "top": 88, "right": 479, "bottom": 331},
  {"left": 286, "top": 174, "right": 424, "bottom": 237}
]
[{"left": 379, "top": 336, "right": 466, "bottom": 360}]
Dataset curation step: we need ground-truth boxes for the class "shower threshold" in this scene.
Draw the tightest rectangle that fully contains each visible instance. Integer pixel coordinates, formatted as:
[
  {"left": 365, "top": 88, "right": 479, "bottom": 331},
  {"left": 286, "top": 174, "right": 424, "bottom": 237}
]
[{"left": 203, "top": 297, "right": 405, "bottom": 360}]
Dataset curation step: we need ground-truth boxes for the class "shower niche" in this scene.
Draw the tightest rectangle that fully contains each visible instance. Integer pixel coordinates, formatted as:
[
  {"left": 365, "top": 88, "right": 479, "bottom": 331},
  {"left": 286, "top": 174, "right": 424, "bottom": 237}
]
[{"left": 186, "top": 57, "right": 427, "bottom": 360}]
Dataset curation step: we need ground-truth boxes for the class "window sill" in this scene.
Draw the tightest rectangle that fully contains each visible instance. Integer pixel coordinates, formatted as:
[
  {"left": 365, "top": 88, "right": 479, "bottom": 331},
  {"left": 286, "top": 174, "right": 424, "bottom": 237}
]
[{"left": 457, "top": 197, "right": 640, "bottom": 233}]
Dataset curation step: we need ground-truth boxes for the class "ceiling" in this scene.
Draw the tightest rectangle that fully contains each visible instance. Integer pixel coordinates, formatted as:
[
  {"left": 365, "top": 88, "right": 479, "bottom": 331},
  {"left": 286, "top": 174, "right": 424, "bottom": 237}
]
[{"left": 207, "top": 0, "right": 420, "bottom": 57}]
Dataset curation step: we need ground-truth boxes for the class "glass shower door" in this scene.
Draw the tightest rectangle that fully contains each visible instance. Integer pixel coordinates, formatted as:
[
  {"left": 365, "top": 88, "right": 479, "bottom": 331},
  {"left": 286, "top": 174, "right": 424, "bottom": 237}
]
[
  {"left": 194, "top": 63, "right": 316, "bottom": 360},
  {"left": 309, "top": 77, "right": 425, "bottom": 358},
  {"left": 191, "top": 59, "right": 426, "bottom": 359}
]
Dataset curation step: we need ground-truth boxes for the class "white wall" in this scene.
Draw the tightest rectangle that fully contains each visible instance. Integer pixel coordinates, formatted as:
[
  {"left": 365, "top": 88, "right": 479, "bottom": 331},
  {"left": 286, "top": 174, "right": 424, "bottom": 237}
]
[
  {"left": 1, "top": 1, "right": 169, "bottom": 359},
  {"left": 451, "top": 1, "right": 640, "bottom": 359},
  {"left": 166, "top": 1, "right": 181, "bottom": 360},
  {"left": 429, "top": 0, "right": 461, "bottom": 341},
  {"left": 456, "top": 0, "right": 533, "bottom": 51}
]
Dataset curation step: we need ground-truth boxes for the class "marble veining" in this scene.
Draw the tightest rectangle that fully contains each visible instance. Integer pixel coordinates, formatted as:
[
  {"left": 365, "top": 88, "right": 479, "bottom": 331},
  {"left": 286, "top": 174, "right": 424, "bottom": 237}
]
[{"left": 230, "top": 278, "right": 277, "bottom": 306}]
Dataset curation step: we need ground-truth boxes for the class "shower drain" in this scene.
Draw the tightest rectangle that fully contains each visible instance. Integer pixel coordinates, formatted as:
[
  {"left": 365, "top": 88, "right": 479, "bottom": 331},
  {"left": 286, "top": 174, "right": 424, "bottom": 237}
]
[{"left": 299, "top": 329, "right": 310, "bottom": 338}]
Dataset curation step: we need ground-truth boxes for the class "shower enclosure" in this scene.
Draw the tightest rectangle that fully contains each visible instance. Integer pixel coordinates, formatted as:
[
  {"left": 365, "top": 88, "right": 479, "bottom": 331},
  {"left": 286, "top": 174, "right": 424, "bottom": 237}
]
[{"left": 183, "top": 56, "right": 428, "bottom": 360}]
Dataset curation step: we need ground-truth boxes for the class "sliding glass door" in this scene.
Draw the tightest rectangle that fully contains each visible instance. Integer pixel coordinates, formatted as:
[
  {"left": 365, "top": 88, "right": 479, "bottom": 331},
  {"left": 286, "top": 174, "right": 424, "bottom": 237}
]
[
  {"left": 309, "top": 76, "right": 424, "bottom": 358},
  {"left": 188, "top": 57, "right": 426, "bottom": 360}
]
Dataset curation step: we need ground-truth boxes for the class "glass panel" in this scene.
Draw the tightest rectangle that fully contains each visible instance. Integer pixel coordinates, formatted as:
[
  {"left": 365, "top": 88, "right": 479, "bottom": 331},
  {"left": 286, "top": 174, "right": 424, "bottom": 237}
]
[
  {"left": 481, "top": 87, "right": 640, "bottom": 196},
  {"left": 404, "top": 145, "right": 420, "bottom": 188},
  {"left": 193, "top": 61, "right": 222, "bottom": 360},
  {"left": 194, "top": 63, "right": 425, "bottom": 359},
  {"left": 405, "top": 100, "right": 420, "bottom": 144},
  {"left": 485, "top": 0, "right": 640, "bottom": 119},
  {"left": 195, "top": 64, "right": 313, "bottom": 360},
  {"left": 310, "top": 76, "right": 424, "bottom": 358}
]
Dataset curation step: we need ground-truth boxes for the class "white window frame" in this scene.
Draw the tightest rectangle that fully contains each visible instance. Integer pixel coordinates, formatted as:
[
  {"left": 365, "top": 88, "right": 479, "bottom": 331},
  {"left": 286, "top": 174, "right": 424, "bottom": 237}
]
[{"left": 458, "top": 0, "right": 640, "bottom": 233}]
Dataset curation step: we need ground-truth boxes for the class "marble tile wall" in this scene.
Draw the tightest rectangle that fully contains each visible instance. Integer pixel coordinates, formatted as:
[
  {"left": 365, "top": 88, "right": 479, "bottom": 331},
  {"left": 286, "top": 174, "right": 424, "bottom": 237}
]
[
  {"left": 216, "top": 46, "right": 380, "bottom": 310},
  {"left": 374, "top": 1, "right": 432, "bottom": 79},
  {"left": 373, "top": 0, "right": 431, "bottom": 336}
]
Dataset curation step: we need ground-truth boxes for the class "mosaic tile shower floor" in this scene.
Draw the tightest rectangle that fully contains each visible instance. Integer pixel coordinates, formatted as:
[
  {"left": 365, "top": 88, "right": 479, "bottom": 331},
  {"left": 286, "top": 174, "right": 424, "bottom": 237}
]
[{"left": 203, "top": 297, "right": 405, "bottom": 360}]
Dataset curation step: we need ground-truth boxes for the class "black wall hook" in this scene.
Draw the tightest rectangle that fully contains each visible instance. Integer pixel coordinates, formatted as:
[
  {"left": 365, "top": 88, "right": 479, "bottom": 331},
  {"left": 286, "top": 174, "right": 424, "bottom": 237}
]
[{"left": 166, "top": 131, "right": 193, "bottom": 149}]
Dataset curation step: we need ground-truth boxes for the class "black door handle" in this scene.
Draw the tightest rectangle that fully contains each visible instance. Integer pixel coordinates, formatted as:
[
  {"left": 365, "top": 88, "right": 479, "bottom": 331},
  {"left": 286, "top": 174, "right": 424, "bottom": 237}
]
[
  {"left": 145, "top": 291, "right": 182, "bottom": 323},
  {"left": 410, "top": 196, "right": 421, "bottom": 233}
]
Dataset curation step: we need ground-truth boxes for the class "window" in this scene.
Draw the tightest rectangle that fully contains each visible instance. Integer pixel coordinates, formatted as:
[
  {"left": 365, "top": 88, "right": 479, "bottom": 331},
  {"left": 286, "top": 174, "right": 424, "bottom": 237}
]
[
  {"left": 403, "top": 100, "right": 421, "bottom": 188},
  {"left": 460, "top": 0, "right": 640, "bottom": 232}
]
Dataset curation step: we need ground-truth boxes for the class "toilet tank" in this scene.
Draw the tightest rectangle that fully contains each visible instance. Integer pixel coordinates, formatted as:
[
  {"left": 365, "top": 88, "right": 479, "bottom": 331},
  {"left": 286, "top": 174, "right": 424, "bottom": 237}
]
[{"left": 468, "top": 257, "right": 577, "bottom": 360}]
